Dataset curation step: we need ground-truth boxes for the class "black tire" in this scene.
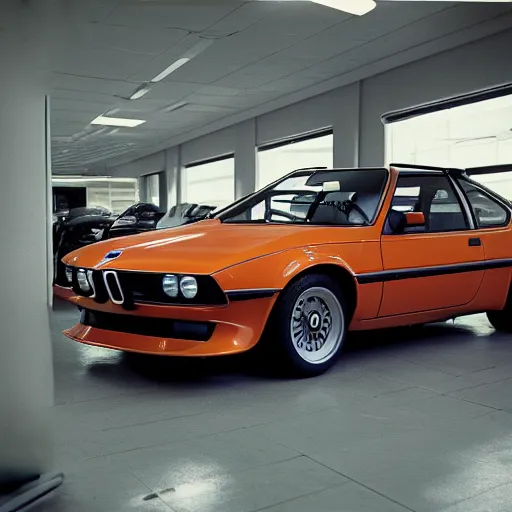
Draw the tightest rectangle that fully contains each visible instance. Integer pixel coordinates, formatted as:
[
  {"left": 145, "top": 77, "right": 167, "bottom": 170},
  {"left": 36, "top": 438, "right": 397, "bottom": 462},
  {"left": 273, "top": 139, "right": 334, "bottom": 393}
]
[
  {"left": 487, "top": 287, "right": 512, "bottom": 332},
  {"left": 263, "top": 273, "right": 348, "bottom": 377}
]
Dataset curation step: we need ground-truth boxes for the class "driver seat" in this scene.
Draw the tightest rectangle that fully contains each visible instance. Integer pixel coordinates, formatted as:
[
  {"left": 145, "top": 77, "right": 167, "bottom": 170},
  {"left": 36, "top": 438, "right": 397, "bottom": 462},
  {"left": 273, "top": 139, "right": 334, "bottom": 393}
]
[{"left": 310, "top": 192, "right": 352, "bottom": 225}]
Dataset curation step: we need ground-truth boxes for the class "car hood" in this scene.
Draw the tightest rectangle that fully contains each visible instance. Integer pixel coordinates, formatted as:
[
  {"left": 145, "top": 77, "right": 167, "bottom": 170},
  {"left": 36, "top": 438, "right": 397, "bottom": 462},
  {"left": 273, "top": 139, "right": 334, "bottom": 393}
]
[{"left": 63, "top": 219, "right": 361, "bottom": 274}]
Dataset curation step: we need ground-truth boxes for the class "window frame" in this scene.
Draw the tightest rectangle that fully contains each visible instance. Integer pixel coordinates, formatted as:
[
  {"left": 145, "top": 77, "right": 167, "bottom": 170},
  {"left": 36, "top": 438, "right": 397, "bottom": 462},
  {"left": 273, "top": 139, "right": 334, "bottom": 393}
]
[
  {"left": 456, "top": 177, "right": 512, "bottom": 229},
  {"left": 385, "top": 170, "right": 475, "bottom": 236}
]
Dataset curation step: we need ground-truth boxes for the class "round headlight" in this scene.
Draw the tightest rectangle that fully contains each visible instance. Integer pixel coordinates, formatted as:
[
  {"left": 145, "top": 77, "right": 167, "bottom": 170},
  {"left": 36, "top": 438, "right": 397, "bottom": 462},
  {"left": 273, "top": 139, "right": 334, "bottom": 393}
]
[
  {"left": 162, "top": 274, "right": 179, "bottom": 298},
  {"left": 77, "top": 269, "right": 91, "bottom": 292},
  {"left": 180, "top": 276, "right": 198, "bottom": 299},
  {"left": 65, "top": 266, "right": 73, "bottom": 284}
]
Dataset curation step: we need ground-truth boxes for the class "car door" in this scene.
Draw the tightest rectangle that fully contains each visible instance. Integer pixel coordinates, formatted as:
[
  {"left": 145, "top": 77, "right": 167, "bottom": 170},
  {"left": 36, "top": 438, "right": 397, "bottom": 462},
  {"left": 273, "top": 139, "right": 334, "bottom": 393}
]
[
  {"left": 456, "top": 178, "right": 512, "bottom": 304},
  {"left": 378, "top": 171, "right": 485, "bottom": 317}
]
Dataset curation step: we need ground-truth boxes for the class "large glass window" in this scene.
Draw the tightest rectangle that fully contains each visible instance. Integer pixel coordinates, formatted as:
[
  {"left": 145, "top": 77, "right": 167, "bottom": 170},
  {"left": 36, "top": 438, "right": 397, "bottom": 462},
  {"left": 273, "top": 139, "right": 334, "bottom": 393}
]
[
  {"left": 51, "top": 176, "right": 139, "bottom": 214},
  {"left": 182, "top": 156, "right": 235, "bottom": 206},
  {"left": 217, "top": 168, "right": 387, "bottom": 226},
  {"left": 386, "top": 93, "right": 512, "bottom": 199},
  {"left": 257, "top": 132, "right": 333, "bottom": 190},
  {"left": 145, "top": 173, "right": 161, "bottom": 207}
]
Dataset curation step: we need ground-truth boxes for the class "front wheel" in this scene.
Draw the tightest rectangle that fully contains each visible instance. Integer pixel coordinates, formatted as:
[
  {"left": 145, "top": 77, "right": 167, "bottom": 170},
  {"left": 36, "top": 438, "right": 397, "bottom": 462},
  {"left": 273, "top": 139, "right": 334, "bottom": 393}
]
[{"left": 266, "top": 274, "right": 348, "bottom": 377}]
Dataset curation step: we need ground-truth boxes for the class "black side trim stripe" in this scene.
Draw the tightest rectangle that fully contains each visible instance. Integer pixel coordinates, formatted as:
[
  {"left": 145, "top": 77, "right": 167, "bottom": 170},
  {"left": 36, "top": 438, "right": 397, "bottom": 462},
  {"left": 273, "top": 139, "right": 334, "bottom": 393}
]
[
  {"left": 226, "top": 289, "right": 280, "bottom": 302},
  {"left": 356, "top": 259, "right": 512, "bottom": 285}
]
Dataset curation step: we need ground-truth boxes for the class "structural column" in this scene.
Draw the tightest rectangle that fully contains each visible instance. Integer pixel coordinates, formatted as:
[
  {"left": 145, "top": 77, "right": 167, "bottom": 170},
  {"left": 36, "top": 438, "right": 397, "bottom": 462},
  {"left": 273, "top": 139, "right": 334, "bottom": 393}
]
[
  {"left": 235, "top": 119, "right": 257, "bottom": 199},
  {"left": 332, "top": 82, "right": 361, "bottom": 168},
  {"left": 166, "top": 147, "right": 180, "bottom": 206},
  {"left": 0, "top": 0, "right": 56, "bottom": 493}
]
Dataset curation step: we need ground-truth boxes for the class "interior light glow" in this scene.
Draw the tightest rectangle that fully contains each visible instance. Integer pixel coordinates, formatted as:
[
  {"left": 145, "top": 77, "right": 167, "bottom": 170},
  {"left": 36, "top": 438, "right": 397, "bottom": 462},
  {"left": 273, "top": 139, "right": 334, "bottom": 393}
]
[
  {"left": 310, "top": 0, "right": 376, "bottom": 15},
  {"left": 150, "top": 38, "right": 215, "bottom": 83},
  {"left": 130, "top": 84, "right": 152, "bottom": 100},
  {"left": 91, "top": 115, "right": 146, "bottom": 128},
  {"left": 152, "top": 58, "right": 191, "bottom": 83}
]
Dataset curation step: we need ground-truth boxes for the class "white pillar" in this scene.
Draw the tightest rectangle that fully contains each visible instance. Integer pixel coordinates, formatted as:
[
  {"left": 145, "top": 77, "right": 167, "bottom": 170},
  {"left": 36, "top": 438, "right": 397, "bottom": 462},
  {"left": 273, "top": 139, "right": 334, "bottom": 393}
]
[
  {"left": 333, "top": 82, "right": 361, "bottom": 168},
  {"left": 235, "top": 119, "right": 257, "bottom": 198},
  {"left": 0, "top": 0, "right": 55, "bottom": 489},
  {"left": 166, "top": 147, "right": 180, "bottom": 206}
]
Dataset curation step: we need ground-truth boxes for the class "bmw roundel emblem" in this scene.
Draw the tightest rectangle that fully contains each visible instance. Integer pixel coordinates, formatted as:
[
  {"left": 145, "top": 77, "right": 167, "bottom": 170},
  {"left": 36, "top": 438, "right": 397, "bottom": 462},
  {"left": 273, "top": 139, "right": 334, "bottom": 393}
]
[
  {"left": 105, "top": 250, "right": 123, "bottom": 260},
  {"left": 96, "top": 250, "right": 123, "bottom": 268}
]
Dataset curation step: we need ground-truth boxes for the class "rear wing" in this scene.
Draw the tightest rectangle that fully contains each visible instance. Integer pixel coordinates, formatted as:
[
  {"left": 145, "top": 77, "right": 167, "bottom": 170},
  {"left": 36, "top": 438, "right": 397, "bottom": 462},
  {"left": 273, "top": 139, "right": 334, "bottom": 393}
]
[
  {"left": 465, "top": 164, "right": 512, "bottom": 177},
  {"left": 390, "top": 162, "right": 512, "bottom": 177}
]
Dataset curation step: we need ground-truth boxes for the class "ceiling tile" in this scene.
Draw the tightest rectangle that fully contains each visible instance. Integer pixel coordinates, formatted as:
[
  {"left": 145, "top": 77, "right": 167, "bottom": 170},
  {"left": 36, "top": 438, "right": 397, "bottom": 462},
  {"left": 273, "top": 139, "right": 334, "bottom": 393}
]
[
  {"left": 80, "top": 23, "right": 188, "bottom": 55},
  {"left": 105, "top": 1, "right": 243, "bottom": 31},
  {"left": 51, "top": 73, "right": 136, "bottom": 97},
  {"left": 50, "top": 46, "right": 154, "bottom": 80}
]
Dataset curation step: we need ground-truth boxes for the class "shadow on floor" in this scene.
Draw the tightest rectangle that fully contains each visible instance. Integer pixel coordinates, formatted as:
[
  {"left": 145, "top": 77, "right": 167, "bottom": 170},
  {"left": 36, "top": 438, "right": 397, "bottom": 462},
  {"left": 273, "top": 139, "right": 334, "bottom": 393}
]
[{"left": 80, "top": 317, "right": 503, "bottom": 388}]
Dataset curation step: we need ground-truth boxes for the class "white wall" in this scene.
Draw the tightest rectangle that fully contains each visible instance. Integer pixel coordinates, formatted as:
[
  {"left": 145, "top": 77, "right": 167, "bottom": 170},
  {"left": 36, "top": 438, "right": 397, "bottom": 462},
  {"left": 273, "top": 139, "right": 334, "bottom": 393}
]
[
  {"left": 109, "top": 28, "right": 512, "bottom": 202},
  {"left": 110, "top": 151, "right": 165, "bottom": 179},
  {"left": 181, "top": 126, "right": 236, "bottom": 166}
]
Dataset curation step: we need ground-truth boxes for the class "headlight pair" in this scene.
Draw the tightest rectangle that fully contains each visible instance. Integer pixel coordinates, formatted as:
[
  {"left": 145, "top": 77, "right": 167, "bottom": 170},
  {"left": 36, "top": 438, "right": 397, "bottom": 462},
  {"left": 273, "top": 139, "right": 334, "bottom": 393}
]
[{"left": 162, "top": 274, "right": 198, "bottom": 299}]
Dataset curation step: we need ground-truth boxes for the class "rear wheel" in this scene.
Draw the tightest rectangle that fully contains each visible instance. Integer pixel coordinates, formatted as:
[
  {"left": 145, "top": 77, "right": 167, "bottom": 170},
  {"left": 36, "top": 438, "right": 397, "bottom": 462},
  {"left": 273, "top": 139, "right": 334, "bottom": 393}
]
[
  {"left": 266, "top": 274, "right": 348, "bottom": 377},
  {"left": 487, "top": 287, "right": 512, "bottom": 332}
]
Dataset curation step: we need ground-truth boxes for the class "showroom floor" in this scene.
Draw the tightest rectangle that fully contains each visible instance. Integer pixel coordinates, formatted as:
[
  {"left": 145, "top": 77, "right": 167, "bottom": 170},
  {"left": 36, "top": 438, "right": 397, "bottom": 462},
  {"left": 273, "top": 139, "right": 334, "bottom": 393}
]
[{"left": 36, "top": 300, "right": 512, "bottom": 512}]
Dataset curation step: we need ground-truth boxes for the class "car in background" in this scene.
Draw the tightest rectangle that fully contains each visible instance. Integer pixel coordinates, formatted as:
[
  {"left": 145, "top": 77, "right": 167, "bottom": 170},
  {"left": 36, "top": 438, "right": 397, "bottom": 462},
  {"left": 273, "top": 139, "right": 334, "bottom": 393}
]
[
  {"left": 61, "top": 164, "right": 512, "bottom": 377},
  {"left": 107, "top": 203, "right": 165, "bottom": 239},
  {"left": 156, "top": 203, "right": 221, "bottom": 230},
  {"left": 53, "top": 207, "right": 116, "bottom": 287},
  {"left": 55, "top": 202, "right": 220, "bottom": 289}
]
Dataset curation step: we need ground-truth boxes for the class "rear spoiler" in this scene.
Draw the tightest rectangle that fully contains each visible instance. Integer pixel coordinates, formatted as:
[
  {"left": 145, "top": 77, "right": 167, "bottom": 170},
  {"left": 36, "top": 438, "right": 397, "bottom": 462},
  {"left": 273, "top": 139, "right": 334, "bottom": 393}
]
[
  {"left": 391, "top": 162, "right": 512, "bottom": 177},
  {"left": 465, "top": 164, "right": 512, "bottom": 177}
]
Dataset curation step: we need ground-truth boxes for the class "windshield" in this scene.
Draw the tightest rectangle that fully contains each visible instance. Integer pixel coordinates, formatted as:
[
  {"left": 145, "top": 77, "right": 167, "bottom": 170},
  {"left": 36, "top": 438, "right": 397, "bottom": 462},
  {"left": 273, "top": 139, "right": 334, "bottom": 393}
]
[{"left": 216, "top": 168, "right": 388, "bottom": 226}]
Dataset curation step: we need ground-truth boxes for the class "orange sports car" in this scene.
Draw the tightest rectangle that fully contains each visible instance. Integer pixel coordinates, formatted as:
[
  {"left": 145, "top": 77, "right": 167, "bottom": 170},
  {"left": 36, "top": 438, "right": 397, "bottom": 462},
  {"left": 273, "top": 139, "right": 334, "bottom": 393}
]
[{"left": 62, "top": 164, "right": 512, "bottom": 376}]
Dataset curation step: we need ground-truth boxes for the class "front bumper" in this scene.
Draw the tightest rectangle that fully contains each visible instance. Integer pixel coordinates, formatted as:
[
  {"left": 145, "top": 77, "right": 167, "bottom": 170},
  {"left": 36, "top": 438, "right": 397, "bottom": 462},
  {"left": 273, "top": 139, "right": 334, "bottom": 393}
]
[{"left": 63, "top": 295, "right": 278, "bottom": 357}]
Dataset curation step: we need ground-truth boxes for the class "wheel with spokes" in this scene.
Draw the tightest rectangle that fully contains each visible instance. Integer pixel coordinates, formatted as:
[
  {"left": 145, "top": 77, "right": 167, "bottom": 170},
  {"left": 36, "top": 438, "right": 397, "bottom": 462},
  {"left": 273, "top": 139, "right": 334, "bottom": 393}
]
[{"left": 267, "top": 273, "right": 348, "bottom": 376}]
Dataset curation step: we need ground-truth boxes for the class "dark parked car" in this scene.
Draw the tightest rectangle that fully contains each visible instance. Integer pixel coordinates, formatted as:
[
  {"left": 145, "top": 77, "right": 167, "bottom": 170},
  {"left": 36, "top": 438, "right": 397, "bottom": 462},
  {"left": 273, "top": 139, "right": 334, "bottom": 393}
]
[
  {"left": 54, "top": 202, "right": 220, "bottom": 288},
  {"left": 156, "top": 203, "right": 220, "bottom": 230},
  {"left": 107, "top": 203, "right": 165, "bottom": 239},
  {"left": 53, "top": 208, "right": 116, "bottom": 287}
]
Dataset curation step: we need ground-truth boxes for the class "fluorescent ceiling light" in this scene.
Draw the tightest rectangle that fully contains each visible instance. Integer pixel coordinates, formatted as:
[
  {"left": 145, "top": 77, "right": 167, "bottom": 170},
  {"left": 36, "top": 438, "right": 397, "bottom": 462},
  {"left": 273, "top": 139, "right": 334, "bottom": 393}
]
[
  {"left": 130, "top": 84, "right": 152, "bottom": 100},
  {"left": 152, "top": 58, "right": 190, "bottom": 83},
  {"left": 91, "top": 115, "right": 146, "bottom": 128},
  {"left": 310, "top": 0, "right": 376, "bottom": 15},
  {"left": 150, "top": 38, "right": 215, "bottom": 83}
]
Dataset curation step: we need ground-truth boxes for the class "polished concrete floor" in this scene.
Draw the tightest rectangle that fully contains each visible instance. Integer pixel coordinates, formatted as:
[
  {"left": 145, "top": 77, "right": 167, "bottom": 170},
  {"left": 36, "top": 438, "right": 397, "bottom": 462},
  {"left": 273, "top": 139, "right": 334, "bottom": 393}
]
[{"left": 37, "top": 300, "right": 512, "bottom": 512}]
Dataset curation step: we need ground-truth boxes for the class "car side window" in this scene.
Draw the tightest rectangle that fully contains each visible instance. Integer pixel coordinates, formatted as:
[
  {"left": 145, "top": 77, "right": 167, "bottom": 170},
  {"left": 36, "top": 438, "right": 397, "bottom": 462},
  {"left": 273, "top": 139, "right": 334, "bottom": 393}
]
[
  {"left": 386, "top": 174, "right": 469, "bottom": 235},
  {"left": 459, "top": 180, "right": 510, "bottom": 228}
]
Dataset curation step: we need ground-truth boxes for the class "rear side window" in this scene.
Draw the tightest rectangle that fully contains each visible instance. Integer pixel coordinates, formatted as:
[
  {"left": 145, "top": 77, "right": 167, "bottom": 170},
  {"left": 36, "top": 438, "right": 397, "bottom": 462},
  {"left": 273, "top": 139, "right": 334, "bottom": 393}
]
[
  {"left": 388, "top": 174, "right": 468, "bottom": 234},
  {"left": 459, "top": 180, "right": 510, "bottom": 228}
]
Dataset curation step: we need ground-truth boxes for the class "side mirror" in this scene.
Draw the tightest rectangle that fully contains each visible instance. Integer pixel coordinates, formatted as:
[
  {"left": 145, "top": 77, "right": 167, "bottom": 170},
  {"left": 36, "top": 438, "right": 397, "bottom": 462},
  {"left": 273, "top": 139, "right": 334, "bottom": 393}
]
[{"left": 405, "top": 212, "right": 425, "bottom": 227}]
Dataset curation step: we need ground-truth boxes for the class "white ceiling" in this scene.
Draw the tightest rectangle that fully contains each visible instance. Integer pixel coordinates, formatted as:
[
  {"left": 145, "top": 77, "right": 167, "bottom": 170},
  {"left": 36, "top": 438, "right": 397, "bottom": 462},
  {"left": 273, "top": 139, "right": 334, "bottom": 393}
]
[{"left": 44, "top": 0, "right": 512, "bottom": 173}]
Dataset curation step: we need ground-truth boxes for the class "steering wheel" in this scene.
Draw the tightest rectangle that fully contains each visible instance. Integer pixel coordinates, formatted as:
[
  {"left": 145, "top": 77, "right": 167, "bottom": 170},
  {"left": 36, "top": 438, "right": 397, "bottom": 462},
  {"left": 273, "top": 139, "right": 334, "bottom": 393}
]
[
  {"left": 268, "top": 209, "right": 300, "bottom": 222},
  {"left": 341, "top": 200, "right": 371, "bottom": 225}
]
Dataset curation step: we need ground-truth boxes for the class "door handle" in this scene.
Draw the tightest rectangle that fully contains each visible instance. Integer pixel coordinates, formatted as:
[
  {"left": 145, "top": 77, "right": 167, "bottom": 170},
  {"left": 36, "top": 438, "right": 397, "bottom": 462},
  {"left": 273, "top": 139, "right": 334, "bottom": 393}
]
[{"left": 468, "top": 237, "right": 482, "bottom": 247}]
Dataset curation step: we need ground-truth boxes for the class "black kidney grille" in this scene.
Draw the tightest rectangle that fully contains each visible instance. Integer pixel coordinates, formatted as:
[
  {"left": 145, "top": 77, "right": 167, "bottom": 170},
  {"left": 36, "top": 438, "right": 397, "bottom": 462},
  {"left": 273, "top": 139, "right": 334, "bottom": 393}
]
[{"left": 104, "top": 272, "right": 124, "bottom": 303}]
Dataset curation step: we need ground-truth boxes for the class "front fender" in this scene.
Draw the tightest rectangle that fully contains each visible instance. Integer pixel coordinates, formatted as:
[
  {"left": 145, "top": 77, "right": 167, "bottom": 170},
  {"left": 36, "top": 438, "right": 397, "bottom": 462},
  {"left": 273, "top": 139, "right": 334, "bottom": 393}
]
[{"left": 213, "top": 243, "right": 383, "bottom": 322}]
